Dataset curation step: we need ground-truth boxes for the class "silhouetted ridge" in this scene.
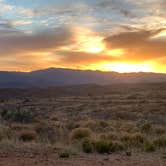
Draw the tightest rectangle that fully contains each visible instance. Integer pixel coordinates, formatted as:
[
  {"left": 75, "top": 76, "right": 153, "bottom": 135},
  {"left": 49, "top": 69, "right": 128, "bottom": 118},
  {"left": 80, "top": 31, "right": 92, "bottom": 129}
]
[{"left": 0, "top": 68, "right": 166, "bottom": 88}]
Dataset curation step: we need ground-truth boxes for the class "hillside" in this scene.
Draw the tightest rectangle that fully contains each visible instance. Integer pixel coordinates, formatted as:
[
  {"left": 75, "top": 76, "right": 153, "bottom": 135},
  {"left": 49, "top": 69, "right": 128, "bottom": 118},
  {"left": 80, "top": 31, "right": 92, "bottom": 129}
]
[{"left": 1, "top": 68, "right": 166, "bottom": 88}]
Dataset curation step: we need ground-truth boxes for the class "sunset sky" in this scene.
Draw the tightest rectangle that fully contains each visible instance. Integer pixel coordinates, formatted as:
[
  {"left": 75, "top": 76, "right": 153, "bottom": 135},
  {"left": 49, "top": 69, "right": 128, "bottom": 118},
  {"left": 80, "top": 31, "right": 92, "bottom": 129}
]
[{"left": 1, "top": 0, "right": 166, "bottom": 73}]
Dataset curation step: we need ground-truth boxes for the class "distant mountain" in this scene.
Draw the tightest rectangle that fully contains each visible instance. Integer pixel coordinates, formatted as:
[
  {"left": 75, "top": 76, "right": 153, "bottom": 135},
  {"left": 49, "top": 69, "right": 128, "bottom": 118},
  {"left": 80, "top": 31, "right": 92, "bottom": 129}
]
[{"left": 0, "top": 68, "right": 166, "bottom": 88}]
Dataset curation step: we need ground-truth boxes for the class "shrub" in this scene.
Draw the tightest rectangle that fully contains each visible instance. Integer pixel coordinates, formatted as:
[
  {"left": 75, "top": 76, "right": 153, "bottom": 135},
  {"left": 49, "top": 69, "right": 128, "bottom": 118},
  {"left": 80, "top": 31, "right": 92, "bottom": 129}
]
[
  {"left": 82, "top": 139, "right": 94, "bottom": 153},
  {"left": 130, "top": 133, "right": 146, "bottom": 147},
  {"left": 66, "top": 121, "right": 80, "bottom": 130},
  {"left": 1, "top": 109, "right": 33, "bottom": 123},
  {"left": 0, "top": 125, "right": 11, "bottom": 141},
  {"left": 34, "top": 122, "right": 56, "bottom": 143},
  {"left": 121, "top": 133, "right": 146, "bottom": 148},
  {"left": 59, "top": 152, "right": 70, "bottom": 158},
  {"left": 153, "top": 137, "right": 166, "bottom": 149},
  {"left": 137, "top": 120, "right": 152, "bottom": 133},
  {"left": 99, "top": 121, "right": 109, "bottom": 128},
  {"left": 143, "top": 142, "right": 155, "bottom": 152},
  {"left": 154, "top": 127, "right": 165, "bottom": 135},
  {"left": 121, "top": 134, "right": 131, "bottom": 147},
  {"left": 19, "top": 130, "right": 37, "bottom": 142},
  {"left": 94, "top": 140, "right": 113, "bottom": 154},
  {"left": 112, "top": 141, "right": 125, "bottom": 151},
  {"left": 70, "top": 128, "right": 91, "bottom": 140}
]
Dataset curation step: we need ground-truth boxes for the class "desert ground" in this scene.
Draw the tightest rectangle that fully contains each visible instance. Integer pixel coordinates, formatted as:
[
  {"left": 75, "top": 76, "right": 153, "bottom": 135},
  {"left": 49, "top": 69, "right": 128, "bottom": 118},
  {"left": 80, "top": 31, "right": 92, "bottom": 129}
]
[{"left": 0, "top": 83, "right": 165, "bottom": 166}]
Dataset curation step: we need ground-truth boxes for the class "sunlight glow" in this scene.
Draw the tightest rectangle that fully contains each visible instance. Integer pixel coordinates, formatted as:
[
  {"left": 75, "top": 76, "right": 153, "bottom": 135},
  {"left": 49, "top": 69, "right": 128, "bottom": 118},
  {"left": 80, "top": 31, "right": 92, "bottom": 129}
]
[
  {"left": 78, "top": 36, "right": 105, "bottom": 53},
  {"left": 96, "top": 63, "right": 153, "bottom": 73},
  {"left": 105, "top": 49, "right": 125, "bottom": 57},
  {"left": 73, "top": 26, "right": 105, "bottom": 53}
]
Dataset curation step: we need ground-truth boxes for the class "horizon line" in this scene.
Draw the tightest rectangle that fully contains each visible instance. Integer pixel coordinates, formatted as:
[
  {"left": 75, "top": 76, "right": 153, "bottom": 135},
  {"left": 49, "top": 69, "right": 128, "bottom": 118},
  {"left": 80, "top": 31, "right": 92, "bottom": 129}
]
[{"left": 0, "top": 67, "right": 165, "bottom": 75}]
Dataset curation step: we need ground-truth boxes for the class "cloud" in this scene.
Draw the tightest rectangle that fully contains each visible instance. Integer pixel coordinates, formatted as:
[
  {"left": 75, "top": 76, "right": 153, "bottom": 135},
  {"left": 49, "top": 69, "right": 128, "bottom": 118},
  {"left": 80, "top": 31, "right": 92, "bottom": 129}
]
[
  {"left": 9, "top": 20, "right": 33, "bottom": 26},
  {"left": 104, "top": 29, "right": 166, "bottom": 62},
  {"left": 56, "top": 50, "right": 118, "bottom": 64},
  {"left": 0, "top": 26, "right": 73, "bottom": 55}
]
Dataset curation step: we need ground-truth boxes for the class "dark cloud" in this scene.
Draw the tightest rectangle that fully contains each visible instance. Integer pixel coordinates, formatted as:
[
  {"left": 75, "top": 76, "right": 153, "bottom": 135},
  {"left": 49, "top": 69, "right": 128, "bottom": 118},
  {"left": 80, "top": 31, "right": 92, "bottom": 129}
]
[{"left": 0, "top": 26, "right": 73, "bottom": 55}]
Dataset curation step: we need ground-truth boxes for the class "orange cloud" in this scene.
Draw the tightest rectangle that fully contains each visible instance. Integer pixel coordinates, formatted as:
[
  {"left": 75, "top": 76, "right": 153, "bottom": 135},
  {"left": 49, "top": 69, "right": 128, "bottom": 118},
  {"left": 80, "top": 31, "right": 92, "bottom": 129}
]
[{"left": 1, "top": 25, "right": 166, "bottom": 73}]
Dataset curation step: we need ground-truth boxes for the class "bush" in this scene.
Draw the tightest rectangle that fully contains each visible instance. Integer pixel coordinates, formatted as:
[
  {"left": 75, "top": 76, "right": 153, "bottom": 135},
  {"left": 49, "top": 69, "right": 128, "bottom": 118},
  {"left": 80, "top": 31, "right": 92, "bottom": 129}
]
[
  {"left": 137, "top": 120, "right": 152, "bottom": 133},
  {"left": 144, "top": 142, "right": 155, "bottom": 152},
  {"left": 0, "top": 125, "right": 11, "bottom": 141},
  {"left": 82, "top": 139, "right": 94, "bottom": 153},
  {"left": 19, "top": 130, "right": 37, "bottom": 142},
  {"left": 66, "top": 121, "right": 80, "bottom": 130},
  {"left": 121, "top": 133, "right": 146, "bottom": 148},
  {"left": 131, "top": 134, "right": 146, "bottom": 147},
  {"left": 99, "top": 121, "right": 109, "bottom": 128},
  {"left": 34, "top": 122, "right": 56, "bottom": 143},
  {"left": 1, "top": 109, "right": 33, "bottom": 123},
  {"left": 59, "top": 152, "right": 70, "bottom": 158},
  {"left": 154, "top": 127, "right": 165, "bottom": 135},
  {"left": 120, "top": 134, "right": 131, "bottom": 147},
  {"left": 70, "top": 128, "right": 91, "bottom": 140},
  {"left": 94, "top": 140, "right": 113, "bottom": 154},
  {"left": 153, "top": 137, "right": 166, "bottom": 149},
  {"left": 112, "top": 141, "right": 125, "bottom": 151}
]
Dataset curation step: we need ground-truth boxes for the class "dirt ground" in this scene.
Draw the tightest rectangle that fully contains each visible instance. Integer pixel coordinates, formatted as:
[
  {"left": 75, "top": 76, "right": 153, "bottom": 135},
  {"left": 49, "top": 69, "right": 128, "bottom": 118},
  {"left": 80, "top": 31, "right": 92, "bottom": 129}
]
[{"left": 0, "top": 151, "right": 165, "bottom": 166}]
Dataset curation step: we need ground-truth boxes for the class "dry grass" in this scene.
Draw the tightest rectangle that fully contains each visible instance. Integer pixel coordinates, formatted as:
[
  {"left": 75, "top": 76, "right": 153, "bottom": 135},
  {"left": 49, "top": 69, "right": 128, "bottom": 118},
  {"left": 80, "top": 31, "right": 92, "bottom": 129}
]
[{"left": 0, "top": 83, "right": 165, "bottom": 155}]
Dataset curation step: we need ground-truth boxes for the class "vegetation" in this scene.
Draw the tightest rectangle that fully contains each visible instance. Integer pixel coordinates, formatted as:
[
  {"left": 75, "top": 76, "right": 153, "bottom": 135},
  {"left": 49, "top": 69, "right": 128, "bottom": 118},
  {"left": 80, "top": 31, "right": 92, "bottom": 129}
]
[
  {"left": 0, "top": 83, "right": 165, "bottom": 157},
  {"left": 59, "top": 152, "right": 70, "bottom": 158},
  {"left": 94, "top": 140, "right": 114, "bottom": 154},
  {"left": 82, "top": 139, "right": 94, "bottom": 153},
  {"left": 70, "top": 128, "right": 92, "bottom": 140},
  {"left": 1, "top": 109, "right": 34, "bottom": 123}
]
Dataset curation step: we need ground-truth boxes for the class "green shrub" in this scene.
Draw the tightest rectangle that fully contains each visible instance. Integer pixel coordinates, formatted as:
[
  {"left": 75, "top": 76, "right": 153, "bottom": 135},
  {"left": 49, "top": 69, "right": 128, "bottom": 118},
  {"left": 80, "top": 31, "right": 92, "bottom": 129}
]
[
  {"left": 70, "top": 128, "right": 91, "bottom": 140},
  {"left": 1, "top": 109, "right": 33, "bottom": 123},
  {"left": 82, "top": 139, "right": 94, "bottom": 153},
  {"left": 144, "top": 142, "right": 155, "bottom": 152},
  {"left": 94, "top": 140, "right": 113, "bottom": 154},
  {"left": 153, "top": 137, "right": 166, "bottom": 149}
]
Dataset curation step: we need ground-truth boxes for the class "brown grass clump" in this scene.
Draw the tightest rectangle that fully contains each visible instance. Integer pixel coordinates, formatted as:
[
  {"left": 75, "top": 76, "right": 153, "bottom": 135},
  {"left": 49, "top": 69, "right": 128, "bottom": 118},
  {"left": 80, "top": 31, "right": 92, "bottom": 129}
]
[
  {"left": 137, "top": 120, "right": 152, "bottom": 133},
  {"left": 70, "top": 128, "right": 92, "bottom": 140},
  {"left": 18, "top": 130, "right": 37, "bottom": 142},
  {"left": 153, "top": 136, "right": 166, "bottom": 149},
  {"left": 121, "top": 133, "right": 146, "bottom": 148},
  {"left": 0, "top": 125, "right": 11, "bottom": 141},
  {"left": 34, "top": 121, "right": 57, "bottom": 143},
  {"left": 154, "top": 127, "right": 165, "bottom": 135}
]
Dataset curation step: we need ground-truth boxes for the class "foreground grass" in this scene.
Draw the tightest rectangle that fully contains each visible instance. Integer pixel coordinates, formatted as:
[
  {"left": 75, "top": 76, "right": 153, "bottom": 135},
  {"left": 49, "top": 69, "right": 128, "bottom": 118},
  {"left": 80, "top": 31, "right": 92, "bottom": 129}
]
[{"left": 0, "top": 84, "right": 165, "bottom": 155}]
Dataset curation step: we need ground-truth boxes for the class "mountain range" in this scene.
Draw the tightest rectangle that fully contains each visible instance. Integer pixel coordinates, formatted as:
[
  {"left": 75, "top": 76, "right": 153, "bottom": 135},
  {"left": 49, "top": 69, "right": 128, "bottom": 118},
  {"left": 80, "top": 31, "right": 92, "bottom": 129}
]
[{"left": 0, "top": 68, "right": 166, "bottom": 88}]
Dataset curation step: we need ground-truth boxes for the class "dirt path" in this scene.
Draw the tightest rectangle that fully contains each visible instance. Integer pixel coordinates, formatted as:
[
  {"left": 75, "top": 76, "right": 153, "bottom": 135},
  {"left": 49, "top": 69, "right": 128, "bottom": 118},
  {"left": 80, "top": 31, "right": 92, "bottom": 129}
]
[{"left": 0, "top": 152, "right": 165, "bottom": 166}]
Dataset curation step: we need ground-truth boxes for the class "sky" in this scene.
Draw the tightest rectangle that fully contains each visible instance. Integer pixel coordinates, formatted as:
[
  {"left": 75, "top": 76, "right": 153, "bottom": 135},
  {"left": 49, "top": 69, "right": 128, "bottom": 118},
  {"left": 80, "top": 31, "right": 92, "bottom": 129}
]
[{"left": 1, "top": 0, "right": 166, "bottom": 73}]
